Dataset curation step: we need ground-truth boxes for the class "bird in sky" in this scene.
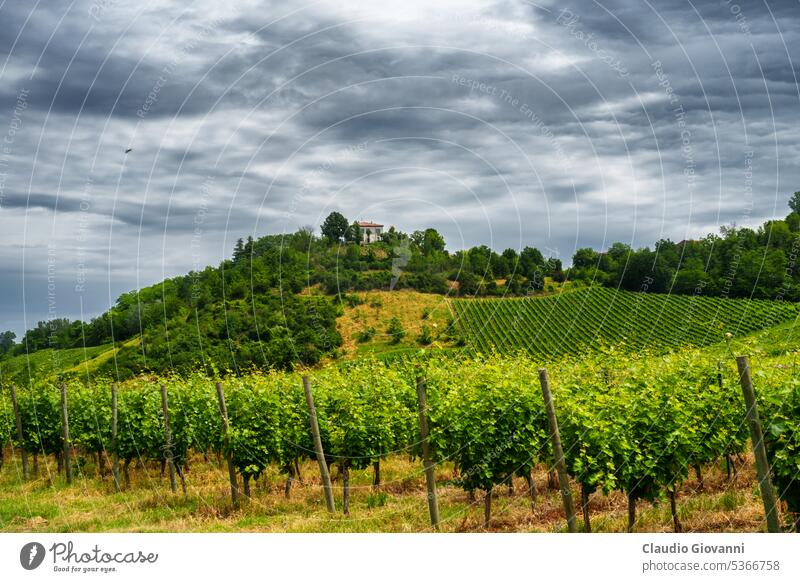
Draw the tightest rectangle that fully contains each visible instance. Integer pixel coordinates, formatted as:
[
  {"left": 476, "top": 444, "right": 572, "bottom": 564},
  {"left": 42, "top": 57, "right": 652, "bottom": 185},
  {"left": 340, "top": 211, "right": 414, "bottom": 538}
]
[{"left": 125, "top": 147, "right": 133, "bottom": 154}]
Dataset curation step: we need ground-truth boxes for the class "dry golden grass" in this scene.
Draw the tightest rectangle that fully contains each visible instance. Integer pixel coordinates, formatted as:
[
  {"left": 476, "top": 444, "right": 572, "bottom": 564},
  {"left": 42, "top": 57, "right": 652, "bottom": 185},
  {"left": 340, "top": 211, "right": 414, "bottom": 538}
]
[
  {"left": 0, "top": 451, "right": 786, "bottom": 533},
  {"left": 336, "top": 290, "right": 453, "bottom": 356}
]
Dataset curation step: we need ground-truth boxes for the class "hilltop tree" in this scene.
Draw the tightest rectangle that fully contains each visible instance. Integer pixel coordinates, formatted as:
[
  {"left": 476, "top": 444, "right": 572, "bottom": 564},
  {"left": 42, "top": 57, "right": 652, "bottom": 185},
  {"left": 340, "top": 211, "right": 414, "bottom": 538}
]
[
  {"left": 573, "top": 247, "right": 599, "bottom": 268},
  {"left": 233, "top": 238, "right": 245, "bottom": 260},
  {"left": 345, "top": 221, "right": 362, "bottom": 244},
  {"left": 519, "top": 246, "right": 545, "bottom": 279},
  {"left": 232, "top": 236, "right": 254, "bottom": 262},
  {"left": 789, "top": 191, "right": 800, "bottom": 214},
  {"left": 786, "top": 212, "right": 800, "bottom": 233},
  {"left": 501, "top": 248, "right": 519, "bottom": 271},
  {"left": 321, "top": 212, "right": 349, "bottom": 243},
  {"left": 425, "top": 228, "right": 446, "bottom": 253},
  {"left": 0, "top": 330, "right": 15, "bottom": 354},
  {"left": 289, "top": 226, "right": 315, "bottom": 251},
  {"left": 411, "top": 228, "right": 446, "bottom": 255},
  {"left": 489, "top": 252, "right": 509, "bottom": 278}
]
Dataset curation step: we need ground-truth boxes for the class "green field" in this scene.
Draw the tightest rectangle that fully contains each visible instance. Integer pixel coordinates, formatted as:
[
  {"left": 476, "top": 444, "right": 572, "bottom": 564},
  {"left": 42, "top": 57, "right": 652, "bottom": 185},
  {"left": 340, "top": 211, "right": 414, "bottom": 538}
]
[
  {"left": 451, "top": 287, "right": 799, "bottom": 356},
  {"left": 0, "top": 344, "right": 114, "bottom": 385}
]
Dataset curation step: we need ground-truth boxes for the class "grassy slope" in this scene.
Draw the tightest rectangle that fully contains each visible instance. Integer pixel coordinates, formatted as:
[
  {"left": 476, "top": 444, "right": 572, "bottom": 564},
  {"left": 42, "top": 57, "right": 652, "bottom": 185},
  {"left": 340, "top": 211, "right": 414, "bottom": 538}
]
[
  {"left": 62, "top": 337, "right": 142, "bottom": 375},
  {"left": 0, "top": 451, "right": 770, "bottom": 533},
  {"left": 724, "top": 318, "right": 800, "bottom": 356},
  {"left": 6, "top": 288, "right": 800, "bottom": 381},
  {"left": 0, "top": 344, "right": 114, "bottom": 385},
  {"left": 334, "top": 290, "right": 453, "bottom": 358}
]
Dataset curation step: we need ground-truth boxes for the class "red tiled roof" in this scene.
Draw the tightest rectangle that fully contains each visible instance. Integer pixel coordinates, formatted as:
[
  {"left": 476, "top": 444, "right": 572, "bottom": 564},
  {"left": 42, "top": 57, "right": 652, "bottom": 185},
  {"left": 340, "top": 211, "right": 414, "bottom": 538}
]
[{"left": 357, "top": 221, "right": 383, "bottom": 228}]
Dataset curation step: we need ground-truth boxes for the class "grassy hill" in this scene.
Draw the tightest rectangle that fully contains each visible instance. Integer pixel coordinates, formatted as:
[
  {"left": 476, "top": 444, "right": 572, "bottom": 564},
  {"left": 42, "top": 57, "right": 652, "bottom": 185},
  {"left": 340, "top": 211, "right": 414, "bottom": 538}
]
[
  {"left": 11, "top": 202, "right": 800, "bottom": 380},
  {"left": 335, "top": 290, "right": 452, "bottom": 358},
  {"left": 0, "top": 344, "right": 114, "bottom": 385},
  {"left": 451, "top": 286, "right": 800, "bottom": 357},
  {"left": 4, "top": 287, "right": 800, "bottom": 383}
]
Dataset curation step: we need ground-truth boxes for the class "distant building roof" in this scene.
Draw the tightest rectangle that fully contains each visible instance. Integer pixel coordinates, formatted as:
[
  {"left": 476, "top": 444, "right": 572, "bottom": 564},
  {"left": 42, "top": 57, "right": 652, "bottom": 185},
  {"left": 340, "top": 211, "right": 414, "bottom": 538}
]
[{"left": 357, "top": 221, "right": 383, "bottom": 228}]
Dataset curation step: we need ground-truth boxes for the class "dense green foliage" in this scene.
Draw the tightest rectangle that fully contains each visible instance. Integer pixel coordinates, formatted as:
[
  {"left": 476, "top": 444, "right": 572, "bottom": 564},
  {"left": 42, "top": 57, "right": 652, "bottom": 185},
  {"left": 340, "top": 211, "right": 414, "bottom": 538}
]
[
  {"left": 425, "top": 361, "right": 547, "bottom": 494},
  {"left": 386, "top": 317, "right": 405, "bottom": 345},
  {"left": 225, "top": 376, "right": 284, "bottom": 482},
  {"left": 2, "top": 347, "right": 798, "bottom": 528},
  {"left": 758, "top": 366, "right": 800, "bottom": 517},
  {"left": 0, "top": 331, "right": 15, "bottom": 355},
  {"left": 0, "top": 344, "right": 112, "bottom": 385},
  {"left": 568, "top": 201, "right": 800, "bottom": 300},
  {"left": 16, "top": 385, "right": 63, "bottom": 460},
  {"left": 0, "top": 395, "right": 12, "bottom": 467},
  {"left": 452, "top": 287, "right": 799, "bottom": 357},
  {"left": 0, "top": 221, "right": 560, "bottom": 378},
  {"left": 4, "top": 195, "right": 800, "bottom": 379},
  {"left": 556, "top": 353, "right": 748, "bottom": 507},
  {"left": 2, "top": 233, "right": 345, "bottom": 379},
  {"left": 321, "top": 212, "right": 349, "bottom": 242}
]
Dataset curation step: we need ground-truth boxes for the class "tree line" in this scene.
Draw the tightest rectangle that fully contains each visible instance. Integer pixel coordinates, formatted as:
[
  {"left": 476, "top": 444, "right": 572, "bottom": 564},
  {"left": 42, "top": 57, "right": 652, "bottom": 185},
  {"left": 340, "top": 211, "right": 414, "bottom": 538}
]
[
  {"left": 569, "top": 192, "right": 800, "bottom": 299},
  {"left": 2, "top": 192, "right": 798, "bottom": 376}
]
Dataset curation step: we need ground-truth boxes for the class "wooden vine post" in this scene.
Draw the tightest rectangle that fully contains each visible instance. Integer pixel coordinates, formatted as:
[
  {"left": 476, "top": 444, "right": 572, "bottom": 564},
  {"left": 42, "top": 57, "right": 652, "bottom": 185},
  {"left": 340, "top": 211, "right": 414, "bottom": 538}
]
[
  {"left": 9, "top": 385, "right": 29, "bottom": 480},
  {"left": 717, "top": 362, "right": 738, "bottom": 481},
  {"left": 111, "top": 383, "right": 121, "bottom": 491},
  {"left": 627, "top": 494, "right": 637, "bottom": 533},
  {"left": 60, "top": 382, "right": 72, "bottom": 484},
  {"left": 215, "top": 382, "right": 239, "bottom": 506},
  {"left": 415, "top": 374, "right": 441, "bottom": 530},
  {"left": 736, "top": 356, "right": 781, "bottom": 533},
  {"left": 302, "top": 376, "right": 335, "bottom": 512},
  {"left": 160, "top": 385, "right": 178, "bottom": 494},
  {"left": 581, "top": 484, "right": 592, "bottom": 533},
  {"left": 538, "top": 368, "right": 578, "bottom": 533}
]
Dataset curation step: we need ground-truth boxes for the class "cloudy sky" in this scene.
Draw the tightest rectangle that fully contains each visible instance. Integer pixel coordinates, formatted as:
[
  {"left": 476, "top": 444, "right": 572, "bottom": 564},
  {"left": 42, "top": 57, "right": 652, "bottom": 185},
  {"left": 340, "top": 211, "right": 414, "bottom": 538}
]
[{"left": 0, "top": 0, "right": 798, "bottom": 335}]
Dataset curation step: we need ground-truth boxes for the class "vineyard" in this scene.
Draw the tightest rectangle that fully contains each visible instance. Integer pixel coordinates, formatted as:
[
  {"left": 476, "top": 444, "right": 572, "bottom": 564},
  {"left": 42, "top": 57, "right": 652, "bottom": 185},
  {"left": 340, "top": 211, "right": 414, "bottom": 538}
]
[
  {"left": 1, "top": 345, "right": 798, "bottom": 532},
  {"left": 450, "top": 287, "right": 800, "bottom": 356}
]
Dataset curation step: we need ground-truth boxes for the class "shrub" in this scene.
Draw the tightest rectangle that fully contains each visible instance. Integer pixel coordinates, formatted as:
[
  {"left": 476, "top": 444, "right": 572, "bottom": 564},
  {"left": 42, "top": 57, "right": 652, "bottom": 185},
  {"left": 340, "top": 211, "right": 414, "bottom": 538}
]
[
  {"left": 417, "top": 325, "right": 433, "bottom": 345},
  {"left": 355, "top": 327, "right": 376, "bottom": 343},
  {"left": 343, "top": 293, "right": 363, "bottom": 308},
  {"left": 386, "top": 317, "right": 405, "bottom": 344}
]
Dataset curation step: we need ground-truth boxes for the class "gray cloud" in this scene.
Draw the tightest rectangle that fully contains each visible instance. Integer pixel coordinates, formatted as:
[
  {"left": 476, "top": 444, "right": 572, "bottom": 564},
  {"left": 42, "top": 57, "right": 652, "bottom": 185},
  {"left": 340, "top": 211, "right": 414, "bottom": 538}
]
[{"left": 0, "top": 0, "right": 798, "bottom": 335}]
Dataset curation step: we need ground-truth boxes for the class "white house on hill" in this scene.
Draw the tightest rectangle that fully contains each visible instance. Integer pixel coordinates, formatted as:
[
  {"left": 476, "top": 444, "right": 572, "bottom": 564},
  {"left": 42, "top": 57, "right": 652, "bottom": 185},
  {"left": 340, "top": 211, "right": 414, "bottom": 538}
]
[{"left": 357, "top": 221, "right": 383, "bottom": 244}]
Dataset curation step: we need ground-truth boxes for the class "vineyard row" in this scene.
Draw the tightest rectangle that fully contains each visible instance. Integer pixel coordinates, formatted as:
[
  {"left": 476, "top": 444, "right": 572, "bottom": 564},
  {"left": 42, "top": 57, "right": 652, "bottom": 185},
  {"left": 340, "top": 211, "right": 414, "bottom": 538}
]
[{"left": 0, "top": 349, "right": 798, "bottom": 531}]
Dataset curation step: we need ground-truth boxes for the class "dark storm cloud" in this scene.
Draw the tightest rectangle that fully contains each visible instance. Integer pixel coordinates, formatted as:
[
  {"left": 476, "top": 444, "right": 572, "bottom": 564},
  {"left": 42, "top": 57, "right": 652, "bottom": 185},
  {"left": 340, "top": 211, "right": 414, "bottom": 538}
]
[{"left": 1, "top": 0, "right": 799, "bottom": 334}]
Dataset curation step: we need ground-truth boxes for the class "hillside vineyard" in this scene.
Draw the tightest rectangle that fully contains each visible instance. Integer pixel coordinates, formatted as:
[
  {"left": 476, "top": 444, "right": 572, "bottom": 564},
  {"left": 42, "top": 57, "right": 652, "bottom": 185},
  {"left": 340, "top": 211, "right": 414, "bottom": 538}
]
[{"left": 451, "top": 287, "right": 799, "bottom": 356}]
